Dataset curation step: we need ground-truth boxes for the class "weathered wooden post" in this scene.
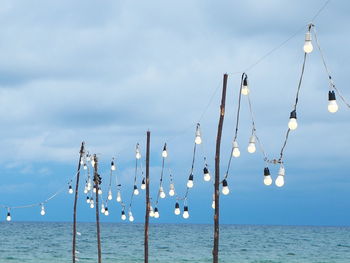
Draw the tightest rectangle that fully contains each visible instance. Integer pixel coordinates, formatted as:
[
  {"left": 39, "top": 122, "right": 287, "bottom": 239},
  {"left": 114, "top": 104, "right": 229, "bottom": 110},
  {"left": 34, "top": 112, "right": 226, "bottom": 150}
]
[
  {"left": 72, "top": 141, "right": 85, "bottom": 263},
  {"left": 213, "top": 73, "right": 228, "bottom": 263},
  {"left": 93, "top": 154, "right": 102, "bottom": 263},
  {"left": 144, "top": 131, "right": 151, "bottom": 263}
]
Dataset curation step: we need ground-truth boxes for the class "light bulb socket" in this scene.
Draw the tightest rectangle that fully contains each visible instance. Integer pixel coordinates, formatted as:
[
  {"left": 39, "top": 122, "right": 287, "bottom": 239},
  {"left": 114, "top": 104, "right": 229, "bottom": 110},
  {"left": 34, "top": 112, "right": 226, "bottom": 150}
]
[
  {"left": 222, "top": 179, "right": 228, "bottom": 187},
  {"left": 188, "top": 174, "right": 193, "bottom": 181},
  {"left": 289, "top": 110, "right": 297, "bottom": 119},
  {"left": 105, "top": 207, "right": 108, "bottom": 211},
  {"left": 243, "top": 75, "right": 248, "bottom": 87},
  {"left": 175, "top": 202, "right": 180, "bottom": 208},
  {"left": 121, "top": 210, "right": 125, "bottom": 215},
  {"left": 163, "top": 143, "right": 167, "bottom": 151},
  {"left": 203, "top": 167, "right": 209, "bottom": 174},
  {"left": 264, "top": 167, "right": 271, "bottom": 176},
  {"left": 7, "top": 212, "right": 10, "bottom": 216},
  {"left": 134, "top": 185, "right": 138, "bottom": 190},
  {"left": 328, "top": 90, "right": 336, "bottom": 101},
  {"left": 69, "top": 185, "right": 72, "bottom": 189},
  {"left": 233, "top": 140, "right": 239, "bottom": 148},
  {"left": 154, "top": 207, "right": 158, "bottom": 212},
  {"left": 142, "top": 178, "right": 145, "bottom": 184},
  {"left": 249, "top": 135, "right": 255, "bottom": 143},
  {"left": 184, "top": 206, "right": 188, "bottom": 212},
  {"left": 111, "top": 161, "right": 114, "bottom": 166},
  {"left": 305, "top": 31, "right": 312, "bottom": 41}
]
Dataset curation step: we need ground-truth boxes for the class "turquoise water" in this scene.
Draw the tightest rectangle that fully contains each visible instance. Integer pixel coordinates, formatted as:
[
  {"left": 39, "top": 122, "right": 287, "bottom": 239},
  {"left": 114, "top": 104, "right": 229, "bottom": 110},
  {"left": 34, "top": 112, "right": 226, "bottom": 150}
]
[{"left": 0, "top": 222, "right": 349, "bottom": 263}]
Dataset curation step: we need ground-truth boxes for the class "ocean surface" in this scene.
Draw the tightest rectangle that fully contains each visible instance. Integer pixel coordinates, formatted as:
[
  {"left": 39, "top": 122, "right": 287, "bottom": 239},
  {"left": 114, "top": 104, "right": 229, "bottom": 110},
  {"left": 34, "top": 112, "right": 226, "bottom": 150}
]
[{"left": 0, "top": 222, "right": 349, "bottom": 263}]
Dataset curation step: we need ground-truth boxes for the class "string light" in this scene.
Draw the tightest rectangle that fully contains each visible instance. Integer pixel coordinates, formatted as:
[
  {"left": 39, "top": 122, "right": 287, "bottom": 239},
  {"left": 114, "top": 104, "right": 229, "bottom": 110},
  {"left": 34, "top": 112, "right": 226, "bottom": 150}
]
[
  {"left": 169, "top": 183, "right": 175, "bottom": 196},
  {"left": 174, "top": 202, "right": 180, "bottom": 215},
  {"left": 221, "top": 179, "right": 230, "bottom": 195},
  {"left": 183, "top": 206, "right": 189, "bottom": 219},
  {"left": 141, "top": 178, "right": 146, "bottom": 190},
  {"left": 303, "top": 27, "right": 313, "bottom": 53},
  {"left": 288, "top": 110, "right": 298, "bottom": 130},
  {"left": 263, "top": 167, "right": 273, "bottom": 186},
  {"left": 86, "top": 196, "right": 90, "bottom": 204},
  {"left": 162, "top": 143, "right": 168, "bottom": 158},
  {"left": 98, "top": 188, "right": 102, "bottom": 195},
  {"left": 203, "top": 161, "right": 211, "bottom": 182},
  {"left": 83, "top": 163, "right": 87, "bottom": 170},
  {"left": 68, "top": 184, "right": 74, "bottom": 194},
  {"left": 111, "top": 160, "right": 116, "bottom": 171},
  {"left": 104, "top": 207, "right": 109, "bottom": 216},
  {"left": 40, "top": 204, "right": 46, "bottom": 216},
  {"left": 232, "top": 140, "right": 240, "bottom": 158},
  {"left": 159, "top": 186, "right": 166, "bottom": 199},
  {"left": 328, "top": 90, "right": 338, "bottom": 113},
  {"left": 116, "top": 191, "right": 122, "bottom": 203},
  {"left": 149, "top": 206, "right": 155, "bottom": 217},
  {"left": 90, "top": 198, "right": 94, "bottom": 209},
  {"left": 6, "top": 209, "right": 11, "bottom": 222},
  {"left": 128, "top": 211, "right": 134, "bottom": 222},
  {"left": 133, "top": 185, "right": 139, "bottom": 196},
  {"left": 154, "top": 207, "right": 160, "bottom": 218},
  {"left": 275, "top": 166, "right": 285, "bottom": 187},
  {"left": 101, "top": 203, "right": 105, "bottom": 214},
  {"left": 136, "top": 143, "right": 141, "bottom": 159},
  {"left": 211, "top": 195, "right": 215, "bottom": 209},
  {"left": 195, "top": 123, "right": 202, "bottom": 145},
  {"left": 121, "top": 210, "right": 126, "bottom": 221},
  {"left": 247, "top": 135, "right": 256, "bottom": 153},
  {"left": 187, "top": 174, "right": 194, "bottom": 188},
  {"left": 241, "top": 74, "right": 250, "bottom": 95},
  {"left": 91, "top": 158, "right": 95, "bottom": 168}
]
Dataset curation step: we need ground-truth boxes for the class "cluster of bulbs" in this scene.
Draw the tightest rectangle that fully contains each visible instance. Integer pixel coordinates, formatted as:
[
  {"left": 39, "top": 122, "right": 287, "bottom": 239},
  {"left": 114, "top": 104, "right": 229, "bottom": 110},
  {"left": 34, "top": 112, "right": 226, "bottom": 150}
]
[
  {"left": 231, "top": 134, "right": 256, "bottom": 159},
  {"left": 263, "top": 166, "right": 285, "bottom": 187},
  {"left": 172, "top": 203, "right": 190, "bottom": 219}
]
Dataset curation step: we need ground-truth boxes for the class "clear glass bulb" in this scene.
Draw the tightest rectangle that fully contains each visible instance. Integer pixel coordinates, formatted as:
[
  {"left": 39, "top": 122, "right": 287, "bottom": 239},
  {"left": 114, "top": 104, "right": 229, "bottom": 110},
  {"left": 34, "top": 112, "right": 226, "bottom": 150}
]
[
  {"left": 159, "top": 187, "right": 166, "bottom": 199},
  {"left": 136, "top": 151, "right": 141, "bottom": 160},
  {"left": 275, "top": 175, "right": 285, "bottom": 187},
  {"left": 187, "top": 180, "right": 194, "bottom": 188},
  {"left": 141, "top": 182, "right": 146, "bottom": 190},
  {"left": 101, "top": 204, "right": 105, "bottom": 213},
  {"left": 232, "top": 148, "right": 240, "bottom": 157},
  {"left": 174, "top": 208, "right": 181, "bottom": 215},
  {"left": 86, "top": 197, "right": 90, "bottom": 204},
  {"left": 6, "top": 214, "right": 11, "bottom": 222},
  {"left": 134, "top": 188, "right": 139, "bottom": 196},
  {"left": 93, "top": 187, "right": 97, "bottom": 193},
  {"left": 154, "top": 211, "right": 160, "bottom": 218},
  {"left": 91, "top": 159, "right": 95, "bottom": 167},
  {"left": 222, "top": 186, "right": 230, "bottom": 195},
  {"left": 129, "top": 215, "right": 134, "bottom": 222},
  {"left": 241, "top": 86, "right": 249, "bottom": 95},
  {"left": 204, "top": 173, "right": 211, "bottom": 182},
  {"left": 149, "top": 209, "right": 155, "bottom": 217},
  {"left": 183, "top": 211, "right": 189, "bottom": 219},
  {"left": 212, "top": 201, "right": 215, "bottom": 209},
  {"left": 195, "top": 135, "right": 202, "bottom": 145},
  {"left": 162, "top": 150, "right": 168, "bottom": 158},
  {"left": 116, "top": 191, "right": 122, "bottom": 202},
  {"left": 84, "top": 188, "right": 88, "bottom": 194},
  {"left": 247, "top": 143, "right": 256, "bottom": 153},
  {"left": 264, "top": 175, "right": 273, "bottom": 186},
  {"left": 303, "top": 41, "right": 313, "bottom": 53},
  {"left": 69, "top": 186, "right": 73, "bottom": 194},
  {"left": 83, "top": 164, "right": 87, "bottom": 170},
  {"left": 98, "top": 189, "right": 102, "bottom": 195},
  {"left": 90, "top": 202, "right": 94, "bottom": 209},
  {"left": 288, "top": 118, "right": 298, "bottom": 130},
  {"left": 121, "top": 213, "right": 126, "bottom": 221},
  {"left": 108, "top": 190, "right": 113, "bottom": 200},
  {"left": 111, "top": 165, "right": 116, "bottom": 171},
  {"left": 169, "top": 187, "right": 175, "bottom": 196},
  {"left": 41, "top": 206, "right": 46, "bottom": 216},
  {"left": 104, "top": 209, "right": 109, "bottom": 216},
  {"left": 328, "top": 100, "right": 338, "bottom": 113}
]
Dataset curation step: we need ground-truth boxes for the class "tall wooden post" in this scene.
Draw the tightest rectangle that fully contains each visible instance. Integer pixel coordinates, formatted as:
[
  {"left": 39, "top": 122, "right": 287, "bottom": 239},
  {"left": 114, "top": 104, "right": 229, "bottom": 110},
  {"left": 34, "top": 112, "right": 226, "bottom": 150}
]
[
  {"left": 213, "top": 73, "right": 228, "bottom": 263},
  {"left": 93, "top": 154, "right": 102, "bottom": 263},
  {"left": 144, "top": 131, "right": 151, "bottom": 263},
  {"left": 72, "top": 142, "right": 85, "bottom": 263}
]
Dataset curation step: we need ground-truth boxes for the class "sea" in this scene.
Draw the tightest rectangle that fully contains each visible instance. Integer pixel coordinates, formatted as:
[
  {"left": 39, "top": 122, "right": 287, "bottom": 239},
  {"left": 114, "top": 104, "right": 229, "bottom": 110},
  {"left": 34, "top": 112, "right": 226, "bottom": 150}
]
[{"left": 0, "top": 222, "right": 349, "bottom": 263}]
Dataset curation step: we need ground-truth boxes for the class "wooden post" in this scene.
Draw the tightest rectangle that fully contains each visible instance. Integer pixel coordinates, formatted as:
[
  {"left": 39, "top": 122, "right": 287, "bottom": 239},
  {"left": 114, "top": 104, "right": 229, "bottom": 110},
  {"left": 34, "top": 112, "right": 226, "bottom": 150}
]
[
  {"left": 144, "top": 131, "right": 151, "bottom": 263},
  {"left": 93, "top": 154, "right": 102, "bottom": 263},
  {"left": 213, "top": 73, "right": 228, "bottom": 263},
  {"left": 72, "top": 142, "right": 85, "bottom": 263}
]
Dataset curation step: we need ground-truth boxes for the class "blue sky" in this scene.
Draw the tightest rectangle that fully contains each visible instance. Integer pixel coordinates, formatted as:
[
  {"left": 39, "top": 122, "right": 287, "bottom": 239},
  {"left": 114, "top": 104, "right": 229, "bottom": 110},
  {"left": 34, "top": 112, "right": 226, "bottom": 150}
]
[{"left": 0, "top": 0, "right": 349, "bottom": 226}]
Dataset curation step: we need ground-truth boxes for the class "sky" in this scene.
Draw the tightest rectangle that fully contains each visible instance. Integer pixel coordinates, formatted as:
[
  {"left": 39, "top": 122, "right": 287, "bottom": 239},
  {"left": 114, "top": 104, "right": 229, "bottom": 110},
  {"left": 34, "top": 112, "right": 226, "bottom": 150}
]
[{"left": 0, "top": 0, "right": 349, "bottom": 226}]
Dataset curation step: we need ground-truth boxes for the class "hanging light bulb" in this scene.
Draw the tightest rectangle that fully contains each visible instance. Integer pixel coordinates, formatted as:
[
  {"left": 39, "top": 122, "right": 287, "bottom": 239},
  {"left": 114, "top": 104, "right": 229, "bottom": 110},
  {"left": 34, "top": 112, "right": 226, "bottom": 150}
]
[
  {"left": 98, "top": 188, "right": 102, "bottom": 195},
  {"left": 247, "top": 135, "right": 256, "bottom": 153},
  {"left": 110, "top": 160, "right": 116, "bottom": 171},
  {"left": 101, "top": 203, "right": 106, "bottom": 214},
  {"left": 222, "top": 179, "right": 230, "bottom": 195},
  {"left": 162, "top": 143, "right": 168, "bottom": 158},
  {"left": 149, "top": 206, "right": 155, "bottom": 217},
  {"left": 108, "top": 190, "right": 113, "bottom": 200},
  {"left": 80, "top": 159, "right": 84, "bottom": 165},
  {"left": 174, "top": 202, "right": 181, "bottom": 215},
  {"left": 104, "top": 207, "right": 109, "bottom": 216},
  {"left": 86, "top": 154, "right": 91, "bottom": 162},
  {"left": 129, "top": 211, "right": 134, "bottom": 222},
  {"left": 183, "top": 206, "right": 189, "bottom": 219},
  {"left": 169, "top": 183, "right": 175, "bottom": 196},
  {"left": 328, "top": 90, "right": 338, "bottom": 113},
  {"left": 136, "top": 144, "right": 141, "bottom": 159},
  {"left": 133, "top": 185, "right": 139, "bottom": 195},
  {"left": 203, "top": 167, "right": 211, "bottom": 182},
  {"left": 121, "top": 210, "right": 126, "bottom": 221},
  {"left": 91, "top": 158, "right": 95, "bottom": 167},
  {"left": 195, "top": 123, "right": 202, "bottom": 144},
  {"left": 232, "top": 140, "right": 240, "bottom": 158},
  {"left": 83, "top": 163, "right": 87, "bottom": 170},
  {"left": 93, "top": 186, "right": 97, "bottom": 193},
  {"left": 263, "top": 167, "right": 273, "bottom": 186},
  {"left": 212, "top": 195, "right": 215, "bottom": 209},
  {"left": 116, "top": 191, "right": 122, "bottom": 203},
  {"left": 141, "top": 178, "right": 146, "bottom": 190},
  {"left": 154, "top": 207, "right": 160, "bottom": 218},
  {"left": 87, "top": 179, "right": 92, "bottom": 191},
  {"left": 275, "top": 166, "right": 285, "bottom": 187},
  {"left": 40, "top": 204, "right": 46, "bottom": 216},
  {"left": 241, "top": 75, "right": 250, "bottom": 95},
  {"left": 90, "top": 198, "right": 94, "bottom": 208},
  {"left": 303, "top": 30, "right": 313, "bottom": 53},
  {"left": 159, "top": 186, "right": 166, "bottom": 199},
  {"left": 288, "top": 110, "right": 298, "bottom": 130},
  {"left": 187, "top": 174, "right": 194, "bottom": 188},
  {"left": 84, "top": 186, "right": 88, "bottom": 194},
  {"left": 6, "top": 210, "right": 11, "bottom": 222},
  {"left": 68, "top": 185, "right": 73, "bottom": 194},
  {"left": 86, "top": 196, "right": 90, "bottom": 204}
]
